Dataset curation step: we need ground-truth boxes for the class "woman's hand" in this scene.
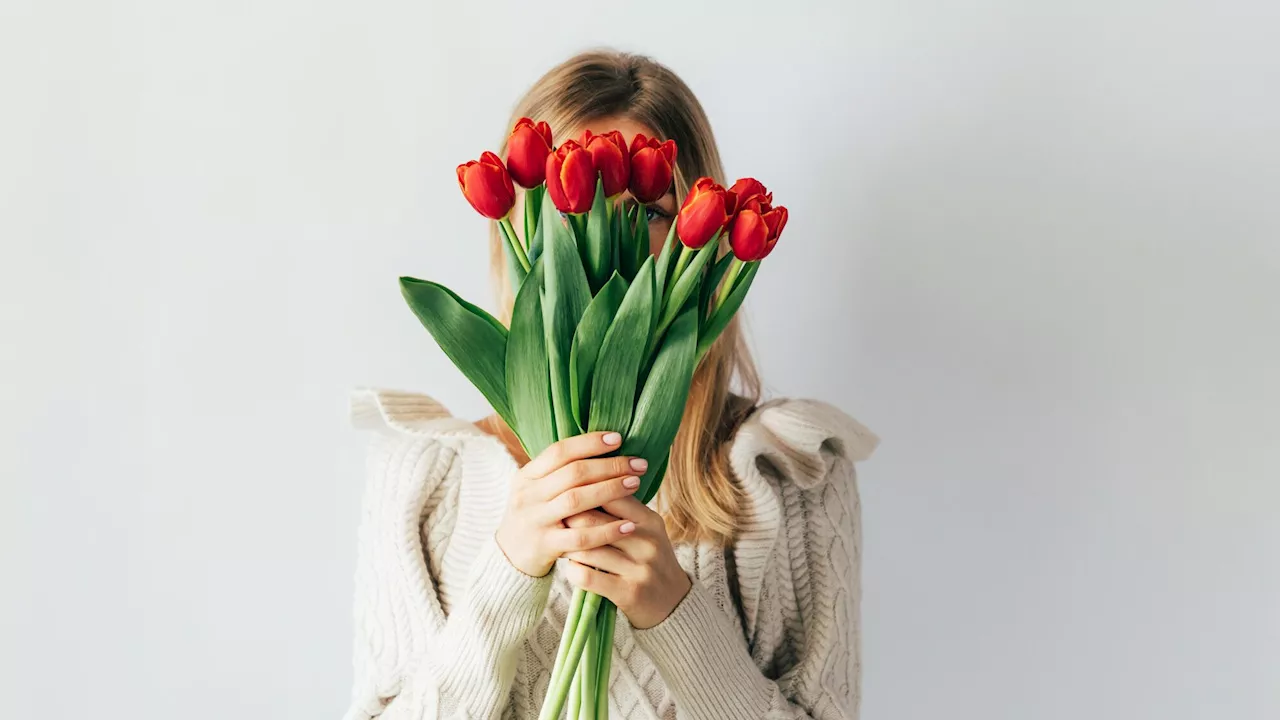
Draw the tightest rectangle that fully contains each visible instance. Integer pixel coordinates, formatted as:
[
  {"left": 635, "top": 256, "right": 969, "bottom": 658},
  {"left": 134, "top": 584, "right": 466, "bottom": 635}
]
[
  {"left": 495, "top": 432, "right": 649, "bottom": 578},
  {"left": 560, "top": 498, "right": 693, "bottom": 630}
]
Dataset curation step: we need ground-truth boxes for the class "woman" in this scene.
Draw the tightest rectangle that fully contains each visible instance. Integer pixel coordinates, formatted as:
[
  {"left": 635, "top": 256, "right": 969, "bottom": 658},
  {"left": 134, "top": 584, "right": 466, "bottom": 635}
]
[{"left": 345, "top": 50, "right": 878, "bottom": 720}]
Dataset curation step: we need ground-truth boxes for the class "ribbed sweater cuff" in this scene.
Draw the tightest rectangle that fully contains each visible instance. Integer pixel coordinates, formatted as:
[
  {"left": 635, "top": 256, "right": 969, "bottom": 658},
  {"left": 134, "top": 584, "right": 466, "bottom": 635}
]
[
  {"left": 427, "top": 535, "right": 553, "bottom": 710},
  {"left": 632, "top": 581, "right": 776, "bottom": 718}
]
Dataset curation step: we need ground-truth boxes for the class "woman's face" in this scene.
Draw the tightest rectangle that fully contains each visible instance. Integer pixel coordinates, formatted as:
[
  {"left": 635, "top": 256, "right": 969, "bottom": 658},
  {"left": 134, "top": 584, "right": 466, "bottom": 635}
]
[{"left": 513, "top": 116, "right": 678, "bottom": 256}]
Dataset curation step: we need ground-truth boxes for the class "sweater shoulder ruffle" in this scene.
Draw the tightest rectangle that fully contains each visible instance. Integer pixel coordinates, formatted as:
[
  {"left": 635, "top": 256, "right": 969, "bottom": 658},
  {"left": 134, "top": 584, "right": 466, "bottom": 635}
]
[{"left": 730, "top": 397, "right": 878, "bottom": 490}]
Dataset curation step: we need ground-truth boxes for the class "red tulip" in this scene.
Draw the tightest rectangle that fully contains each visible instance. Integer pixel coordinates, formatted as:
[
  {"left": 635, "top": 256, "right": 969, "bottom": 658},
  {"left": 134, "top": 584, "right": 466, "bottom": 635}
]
[
  {"left": 580, "top": 130, "right": 630, "bottom": 198},
  {"left": 728, "top": 177, "right": 771, "bottom": 209},
  {"left": 729, "top": 194, "right": 788, "bottom": 261},
  {"left": 505, "top": 117, "right": 553, "bottom": 189},
  {"left": 629, "top": 134, "right": 677, "bottom": 204},
  {"left": 545, "top": 140, "right": 597, "bottom": 214},
  {"left": 676, "top": 177, "right": 737, "bottom": 249},
  {"left": 456, "top": 151, "right": 515, "bottom": 220}
]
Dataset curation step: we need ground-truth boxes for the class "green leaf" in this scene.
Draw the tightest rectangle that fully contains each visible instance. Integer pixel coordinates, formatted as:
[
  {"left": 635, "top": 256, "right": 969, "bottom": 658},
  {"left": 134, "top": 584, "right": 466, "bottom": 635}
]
[
  {"left": 652, "top": 221, "right": 678, "bottom": 323},
  {"left": 587, "top": 258, "right": 655, "bottom": 435},
  {"left": 399, "top": 277, "right": 511, "bottom": 424},
  {"left": 524, "top": 185, "right": 544, "bottom": 263},
  {"left": 700, "top": 252, "right": 735, "bottom": 328},
  {"left": 584, "top": 177, "right": 611, "bottom": 292},
  {"left": 698, "top": 261, "right": 761, "bottom": 359},
  {"left": 542, "top": 189, "right": 592, "bottom": 439},
  {"left": 569, "top": 272, "right": 628, "bottom": 431},
  {"left": 637, "top": 452, "right": 669, "bottom": 505},
  {"left": 656, "top": 239, "right": 718, "bottom": 333},
  {"left": 611, "top": 201, "right": 625, "bottom": 280},
  {"left": 506, "top": 263, "right": 555, "bottom": 457},
  {"left": 633, "top": 207, "right": 651, "bottom": 281},
  {"left": 622, "top": 306, "right": 698, "bottom": 502}
]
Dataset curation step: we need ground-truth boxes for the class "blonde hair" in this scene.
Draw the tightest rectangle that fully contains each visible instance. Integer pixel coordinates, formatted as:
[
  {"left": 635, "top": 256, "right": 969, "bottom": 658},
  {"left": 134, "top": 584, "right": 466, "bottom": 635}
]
[{"left": 489, "top": 50, "right": 761, "bottom": 546}]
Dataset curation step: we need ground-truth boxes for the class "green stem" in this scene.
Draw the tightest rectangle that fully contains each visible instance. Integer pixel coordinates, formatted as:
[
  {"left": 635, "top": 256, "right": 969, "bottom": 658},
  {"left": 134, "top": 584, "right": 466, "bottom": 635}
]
[
  {"left": 594, "top": 602, "right": 616, "bottom": 719},
  {"left": 567, "top": 660, "right": 583, "bottom": 719},
  {"left": 664, "top": 244, "right": 692, "bottom": 305},
  {"left": 582, "top": 614, "right": 600, "bottom": 720},
  {"left": 499, "top": 217, "right": 531, "bottom": 273},
  {"left": 714, "top": 257, "right": 744, "bottom": 311},
  {"left": 524, "top": 185, "right": 542, "bottom": 257},
  {"left": 549, "top": 589, "right": 586, "bottom": 689},
  {"left": 539, "top": 592, "right": 604, "bottom": 720}
]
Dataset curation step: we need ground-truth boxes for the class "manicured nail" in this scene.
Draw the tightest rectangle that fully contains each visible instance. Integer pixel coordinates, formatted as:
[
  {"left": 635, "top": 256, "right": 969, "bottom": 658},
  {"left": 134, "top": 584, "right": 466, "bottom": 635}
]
[
  {"left": 602, "top": 432, "right": 622, "bottom": 446},
  {"left": 629, "top": 458, "right": 648, "bottom": 472},
  {"left": 619, "top": 522, "right": 636, "bottom": 534},
  {"left": 623, "top": 476, "right": 640, "bottom": 489}
]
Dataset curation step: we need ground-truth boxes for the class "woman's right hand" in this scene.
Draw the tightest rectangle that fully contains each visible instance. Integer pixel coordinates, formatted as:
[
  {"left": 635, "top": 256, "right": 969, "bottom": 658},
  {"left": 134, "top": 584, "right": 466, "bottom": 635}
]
[{"left": 495, "top": 431, "right": 649, "bottom": 578}]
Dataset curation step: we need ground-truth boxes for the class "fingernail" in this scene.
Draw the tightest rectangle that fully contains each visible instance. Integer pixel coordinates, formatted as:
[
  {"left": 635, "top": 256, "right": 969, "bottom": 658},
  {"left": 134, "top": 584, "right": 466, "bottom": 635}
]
[
  {"left": 629, "top": 458, "right": 649, "bottom": 472},
  {"left": 623, "top": 476, "right": 640, "bottom": 489},
  {"left": 602, "top": 432, "right": 622, "bottom": 446},
  {"left": 619, "top": 522, "right": 636, "bottom": 534}
]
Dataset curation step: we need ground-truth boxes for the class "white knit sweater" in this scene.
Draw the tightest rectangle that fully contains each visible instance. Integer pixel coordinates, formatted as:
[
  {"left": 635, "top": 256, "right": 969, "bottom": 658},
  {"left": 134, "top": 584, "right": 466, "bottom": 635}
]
[{"left": 343, "top": 389, "right": 878, "bottom": 720}]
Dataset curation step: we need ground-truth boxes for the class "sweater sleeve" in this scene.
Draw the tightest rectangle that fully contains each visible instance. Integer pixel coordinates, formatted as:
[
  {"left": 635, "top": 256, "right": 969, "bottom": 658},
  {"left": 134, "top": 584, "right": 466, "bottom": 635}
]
[
  {"left": 343, "top": 391, "right": 552, "bottom": 720},
  {"left": 632, "top": 398, "right": 875, "bottom": 720}
]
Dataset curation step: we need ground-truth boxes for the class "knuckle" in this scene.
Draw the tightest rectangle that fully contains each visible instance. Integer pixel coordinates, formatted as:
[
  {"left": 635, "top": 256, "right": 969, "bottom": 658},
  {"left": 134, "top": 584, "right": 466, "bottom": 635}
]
[{"left": 560, "top": 488, "right": 581, "bottom": 510}]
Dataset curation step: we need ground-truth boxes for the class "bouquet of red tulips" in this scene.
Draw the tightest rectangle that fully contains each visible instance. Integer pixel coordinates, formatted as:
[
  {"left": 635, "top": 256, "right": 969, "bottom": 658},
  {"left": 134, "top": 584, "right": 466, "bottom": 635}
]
[{"left": 400, "top": 118, "right": 787, "bottom": 719}]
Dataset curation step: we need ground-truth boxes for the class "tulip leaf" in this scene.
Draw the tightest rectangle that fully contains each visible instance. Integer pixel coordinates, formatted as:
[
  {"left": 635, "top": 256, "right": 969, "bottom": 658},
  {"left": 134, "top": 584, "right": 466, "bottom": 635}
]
[
  {"left": 651, "top": 221, "right": 678, "bottom": 324},
  {"left": 637, "top": 452, "right": 670, "bottom": 505},
  {"left": 506, "top": 262, "right": 555, "bottom": 457},
  {"left": 618, "top": 205, "right": 638, "bottom": 280},
  {"left": 587, "top": 257, "right": 655, "bottom": 435},
  {"left": 697, "top": 260, "right": 761, "bottom": 360},
  {"left": 621, "top": 306, "right": 698, "bottom": 502},
  {"left": 399, "top": 277, "right": 512, "bottom": 425},
  {"left": 700, "top": 252, "right": 735, "bottom": 326},
  {"left": 542, "top": 189, "right": 592, "bottom": 439},
  {"left": 584, "top": 177, "right": 611, "bottom": 292},
  {"left": 632, "top": 206, "right": 651, "bottom": 281},
  {"left": 611, "top": 201, "right": 625, "bottom": 280},
  {"left": 569, "top": 272, "right": 629, "bottom": 431},
  {"left": 524, "top": 185, "right": 544, "bottom": 263},
  {"left": 655, "top": 239, "right": 718, "bottom": 334}
]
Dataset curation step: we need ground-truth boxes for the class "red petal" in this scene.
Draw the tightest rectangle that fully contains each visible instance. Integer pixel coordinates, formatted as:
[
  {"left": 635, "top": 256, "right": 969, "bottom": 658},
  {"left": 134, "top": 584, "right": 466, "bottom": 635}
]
[
  {"left": 660, "top": 139, "right": 677, "bottom": 164},
  {"left": 763, "top": 206, "right": 788, "bottom": 240},
  {"left": 536, "top": 121, "right": 553, "bottom": 146},
  {"left": 560, "top": 149, "right": 597, "bottom": 213},
  {"left": 729, "top": 210, "right": 768, "bottom": 260},
  {"left": 630, "top": 133, "right": 650, "bottom": 155}
]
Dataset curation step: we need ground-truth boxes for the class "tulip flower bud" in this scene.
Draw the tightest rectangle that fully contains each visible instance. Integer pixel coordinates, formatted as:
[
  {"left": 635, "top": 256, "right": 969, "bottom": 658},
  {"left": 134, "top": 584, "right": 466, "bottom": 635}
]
[
  {"left": 505, "top": 117, "right": 553, "bottom": 189},
  {"left": 629, "top": 134, "right": 677, "bottom": 204},
  {"left": 545, "top": 140, "right": 597, "bottom": 214},
  {"left": 456, "top": 151, "right": 516, "bottom": 220},
  {"left": 729, "top": 195, "right": 788, "bottom": 261},
  {"left": 676, "top": 177, "right": 736, "bottom": 249},
  {"left": 580, "top": 130, "right": 630, "bottom": 198},
  {"left": 727, "top": 177, "right": 771, "bottom": 209}
]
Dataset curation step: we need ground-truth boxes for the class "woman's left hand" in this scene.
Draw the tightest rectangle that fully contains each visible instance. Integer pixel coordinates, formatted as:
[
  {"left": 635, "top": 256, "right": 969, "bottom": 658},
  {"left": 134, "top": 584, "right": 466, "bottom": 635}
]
[{"left": 560, "top": 497, "right": 692, "bottom": 630}]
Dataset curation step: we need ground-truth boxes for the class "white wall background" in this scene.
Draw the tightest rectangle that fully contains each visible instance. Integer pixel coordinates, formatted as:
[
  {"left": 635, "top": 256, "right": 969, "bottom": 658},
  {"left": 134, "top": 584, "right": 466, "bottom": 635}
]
[{"left": 3, "top": 1, "right": 1277, "bottom": 718}]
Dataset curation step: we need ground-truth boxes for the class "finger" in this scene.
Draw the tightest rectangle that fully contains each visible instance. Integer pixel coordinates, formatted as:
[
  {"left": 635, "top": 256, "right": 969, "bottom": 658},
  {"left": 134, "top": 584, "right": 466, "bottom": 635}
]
[
  {"left": 598, "top": 495, "right": 662, "bottom": 526},
  {"left": 520, "top": 431, "right": 624, "bottom": 480},
  {"left": 551, "top": 517, "right": 637, "bottom": 554},
  {"left": 563, "top": 546, "right": 632, "bottom": 575},
  {"left": 544, "top": 476, "right": 642, "bottom": 523},
  {"left": 534, "top": 456, "right": 647, "bottom": 502},
  {"left": 562, "top": 559, "right": 630, "bottom": 606},
  {"left": 563, "top": 508, "right": 616, "bottom": 530}
]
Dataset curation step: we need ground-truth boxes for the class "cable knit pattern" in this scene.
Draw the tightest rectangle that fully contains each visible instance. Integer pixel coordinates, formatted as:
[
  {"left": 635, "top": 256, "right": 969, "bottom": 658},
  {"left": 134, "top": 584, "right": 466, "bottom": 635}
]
[{"left": 343, "top": 389, "right": 878, "bottom": 720}]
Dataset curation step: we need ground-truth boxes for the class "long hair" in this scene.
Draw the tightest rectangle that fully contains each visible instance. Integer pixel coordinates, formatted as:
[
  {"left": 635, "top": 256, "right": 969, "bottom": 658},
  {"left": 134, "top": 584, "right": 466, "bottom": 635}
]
[{"left": 489, "top": 50, "right": 761, "bottom": 545}]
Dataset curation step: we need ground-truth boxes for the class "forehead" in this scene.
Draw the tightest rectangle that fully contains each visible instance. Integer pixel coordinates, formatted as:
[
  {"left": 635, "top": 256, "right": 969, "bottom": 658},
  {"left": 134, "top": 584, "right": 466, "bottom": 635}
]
[{"left": 572, "top": 115, "right": 659, "bottom": 144}]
